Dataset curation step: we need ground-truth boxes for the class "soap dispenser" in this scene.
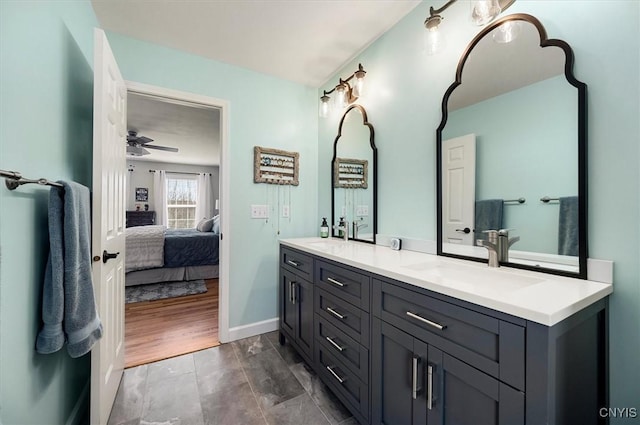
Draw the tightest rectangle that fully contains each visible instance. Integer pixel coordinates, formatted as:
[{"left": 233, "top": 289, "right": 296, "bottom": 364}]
[
  {"left": 320, "top": 217, "right": 329, "bottom": 238},
  {"left": 338, "top": 217, "right": 346, "bottom": 238}
]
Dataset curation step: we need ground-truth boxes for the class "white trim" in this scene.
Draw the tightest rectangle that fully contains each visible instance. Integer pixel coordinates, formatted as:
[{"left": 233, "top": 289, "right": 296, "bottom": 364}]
[
  {"left": 124, "top": 80, "right": 231, "bottom": 343},
  {"left": 228, "top": 318, "right": 279, "bottom": 342},
  {"left": 66, "top": 381, "right": 89, "bottom": 425}
]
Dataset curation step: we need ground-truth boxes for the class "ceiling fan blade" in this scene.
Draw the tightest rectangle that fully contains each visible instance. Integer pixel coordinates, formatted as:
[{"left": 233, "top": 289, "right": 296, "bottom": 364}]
[
  {"left": 137, "top": 136, "right": 154, "bottom": 144},
  {"left": 127, "top": 145, "right": 150, "bottom": 156},
  {"left": 144, "top": 144, "right": 179, "bottom": 152}
]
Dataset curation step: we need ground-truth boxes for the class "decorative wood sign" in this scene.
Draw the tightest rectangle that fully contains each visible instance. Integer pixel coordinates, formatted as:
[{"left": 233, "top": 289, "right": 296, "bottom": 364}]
[
  {"left": 334, "top": 158, "right": 368, "bottom": 188},
  {"left": 254, "top": 146, "right": 299, "bottom": 186},
  {"left": 135, "top": 187, "right": 149, "bottom": 201}
]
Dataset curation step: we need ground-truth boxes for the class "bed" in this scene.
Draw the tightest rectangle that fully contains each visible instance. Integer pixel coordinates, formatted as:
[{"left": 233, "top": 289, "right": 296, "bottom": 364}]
[{"left": 125, "top": 225, "right": 220, "bottom": 286}]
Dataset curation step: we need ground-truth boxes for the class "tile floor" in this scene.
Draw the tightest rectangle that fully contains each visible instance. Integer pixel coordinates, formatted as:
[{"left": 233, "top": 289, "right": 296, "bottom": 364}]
[{"left": 108, "top": 331, "right": 358, "bottom": 425}]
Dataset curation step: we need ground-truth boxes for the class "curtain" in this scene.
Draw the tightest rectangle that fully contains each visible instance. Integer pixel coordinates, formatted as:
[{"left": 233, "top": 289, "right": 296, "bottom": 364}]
[
  {"left": 153, "top": 170, "right": 168, "bottom": 227},
  {"left": 195, "top": 173, "right": 214, "bottom": 220}
]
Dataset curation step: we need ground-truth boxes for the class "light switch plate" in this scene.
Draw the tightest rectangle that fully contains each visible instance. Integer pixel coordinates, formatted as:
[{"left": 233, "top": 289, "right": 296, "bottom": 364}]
[
  {"left": 282, "top": 205, "right": 290, "bottom": 218},
  {"left": 251, "top": 204, "right": 269, "bottom": 219}
]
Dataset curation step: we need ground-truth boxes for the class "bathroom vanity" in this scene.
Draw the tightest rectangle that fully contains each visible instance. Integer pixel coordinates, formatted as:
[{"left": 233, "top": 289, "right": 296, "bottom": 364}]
[{"left": 278, "top": 237, "right": 611, "bottom": 425}]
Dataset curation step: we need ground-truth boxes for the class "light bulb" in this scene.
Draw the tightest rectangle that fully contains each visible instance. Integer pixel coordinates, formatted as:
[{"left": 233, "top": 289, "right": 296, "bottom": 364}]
[
  {"left": 424, "top": 26, "right": 444, "bottom": 55},
  {"left": 335, "top": 85, "right": 348, "bottom": 109},
  {"left": 493, "top": 21, "right": 521, "bottom": 43},
  {"left": 470, "top": 0, "right": 501, "bottom": 26},
  {"left": 319, "top": 95, "right": 330, "bottom": 118},
  {"left": 352, "top": 71, "right": 365, "bottom": 97}
]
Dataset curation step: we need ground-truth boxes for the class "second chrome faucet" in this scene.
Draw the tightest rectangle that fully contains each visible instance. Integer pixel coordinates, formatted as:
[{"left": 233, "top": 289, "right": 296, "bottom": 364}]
[{"left": 477, "top": 229, "right": 520, "bottom": 267}]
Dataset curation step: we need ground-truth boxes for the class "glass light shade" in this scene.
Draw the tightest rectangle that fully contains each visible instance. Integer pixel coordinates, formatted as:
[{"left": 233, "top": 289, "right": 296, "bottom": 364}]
[
  {"left": 470, "top": 0, "right": 501, "bottom": 26},
  {"left": 493, "top": 21, "right": 521, "bottom": 43},
  {"left": 424, "top": 26, "right": 445, "bottom": 55},
  {"left": 352, "top": 74, "right": 365, "bottom": 98},
  {"left": 335, "top": 85, "right": 348, "bottom": 108},
  {"left": 319, "top": 96, "right": 330, "bottom": 118}
]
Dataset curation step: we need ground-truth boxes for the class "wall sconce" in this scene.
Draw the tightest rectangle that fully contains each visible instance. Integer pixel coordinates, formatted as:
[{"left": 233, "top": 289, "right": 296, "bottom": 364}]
[
  {"left": 319, "top": 63, "right": 367, "bottom": 118},
  {"left": 424, "top": 0, "right": 515, "bottom": 55}
]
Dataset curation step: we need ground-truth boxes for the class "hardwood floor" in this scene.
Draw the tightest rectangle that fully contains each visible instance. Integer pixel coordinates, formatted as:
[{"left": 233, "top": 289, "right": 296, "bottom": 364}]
[{"left": 124, "top": 278, "right": 220, "bottom": 368}]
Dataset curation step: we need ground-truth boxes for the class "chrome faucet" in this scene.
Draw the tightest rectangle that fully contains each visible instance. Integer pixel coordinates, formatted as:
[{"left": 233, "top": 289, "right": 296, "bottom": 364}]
[
  {"left": 352, "top": 219, "right": 368, "bottom": 239},
  {"left": 343, "top": 220, "right": 350, "bottom": 241},
  {"left": 477, "top": 230, "right": 500, "bottom": 267},
  {"left": 498, "top": 229, "right": 520, "bottom": 263},
  {"left": 477, "top": 229, "right": 520, "bottom": 267}
]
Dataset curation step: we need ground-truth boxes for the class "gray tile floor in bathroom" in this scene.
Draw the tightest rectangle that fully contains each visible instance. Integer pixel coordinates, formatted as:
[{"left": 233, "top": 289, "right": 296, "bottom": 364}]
[{"left": 108, "top": 331, "right": 358, "bottom": 425}]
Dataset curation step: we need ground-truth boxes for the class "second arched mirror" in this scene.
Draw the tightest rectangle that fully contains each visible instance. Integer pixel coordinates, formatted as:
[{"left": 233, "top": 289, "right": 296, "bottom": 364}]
[
  {"left": 332, "top": 104, "right": 377, "bottom": 243},
  {"left": 436, "top": 13, "right": 587, "bottom": 278}
]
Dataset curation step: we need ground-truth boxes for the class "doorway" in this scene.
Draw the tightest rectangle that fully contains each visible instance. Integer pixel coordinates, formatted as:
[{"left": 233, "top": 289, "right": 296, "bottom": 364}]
[{"left": 123, "top": 81, "right": 230, "bottom": 366}]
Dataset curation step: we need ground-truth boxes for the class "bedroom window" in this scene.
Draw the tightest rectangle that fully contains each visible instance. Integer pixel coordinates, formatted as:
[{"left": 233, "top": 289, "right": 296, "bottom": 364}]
[{"left": 166, "top": 177, "right": 198, "bottom": 229}]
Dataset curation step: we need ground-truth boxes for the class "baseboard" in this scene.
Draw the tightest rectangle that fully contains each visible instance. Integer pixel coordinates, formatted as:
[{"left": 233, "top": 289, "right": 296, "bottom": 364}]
[
  {"left": 66, "top": 380, "right": 89, "bottom": 425},
  {"left": 227, "top": 317, "right": 279, "bottom": 342}
]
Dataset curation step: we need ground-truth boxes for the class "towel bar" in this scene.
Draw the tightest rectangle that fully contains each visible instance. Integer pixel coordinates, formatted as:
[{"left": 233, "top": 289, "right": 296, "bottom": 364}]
[{"left": 0, "top": 169, "right": 63, "bottom": 190}]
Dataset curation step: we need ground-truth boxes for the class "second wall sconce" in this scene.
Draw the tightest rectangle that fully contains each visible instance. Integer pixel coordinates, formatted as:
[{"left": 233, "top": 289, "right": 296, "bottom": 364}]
[
  {"left": 319, "top": 63, "right": 367, "bottom": 118},
  {"left": 424, "top": 0, "right": 515, "bottom": 55}
]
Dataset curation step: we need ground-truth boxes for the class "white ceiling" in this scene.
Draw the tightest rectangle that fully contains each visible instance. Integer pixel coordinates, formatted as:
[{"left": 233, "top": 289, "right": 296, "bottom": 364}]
[
  {"left": 91, "top": 0, "right": 422, "bottom": 87},
  {"left": 95, "top": 0, "right": 421, "bottom": 167},
  {"left": 127, "top": 93, "right": 221, "bottom": 166}
]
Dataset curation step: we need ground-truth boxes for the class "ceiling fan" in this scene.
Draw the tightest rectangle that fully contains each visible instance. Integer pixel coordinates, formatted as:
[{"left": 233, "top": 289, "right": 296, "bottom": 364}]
[{"left": 126, "top": 130, "right": 179, "bottom": 156}]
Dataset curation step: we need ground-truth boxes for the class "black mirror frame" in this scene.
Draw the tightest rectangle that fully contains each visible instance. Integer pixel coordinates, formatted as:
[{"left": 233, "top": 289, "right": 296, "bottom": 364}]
[
  {"left": 331, "top": 104, "right": 378, "bottom": 244},
  {"left": 436, "top": 13, "right": 588, "bottom": 279}
]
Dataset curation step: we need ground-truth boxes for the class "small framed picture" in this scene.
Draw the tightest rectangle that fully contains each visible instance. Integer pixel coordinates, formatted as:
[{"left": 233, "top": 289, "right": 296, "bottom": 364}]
[{"left": 135, "top": 187, "right": 149, "bottom": 202}]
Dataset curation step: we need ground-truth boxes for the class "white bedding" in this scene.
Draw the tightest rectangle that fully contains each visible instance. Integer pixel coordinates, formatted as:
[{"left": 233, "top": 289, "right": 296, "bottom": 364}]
[{"left": 125, "top": 225, "right": 165, "bottom": 273}]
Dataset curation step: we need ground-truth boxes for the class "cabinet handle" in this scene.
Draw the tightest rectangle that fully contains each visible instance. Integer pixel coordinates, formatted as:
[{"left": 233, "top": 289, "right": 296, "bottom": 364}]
[
  {"left": 406, "top": 311, "right": 446, "bottom": 330},
  {"left": 327, "top": 277, "right": 346, "bottom": 287},
  {"left": 287, "top": 259, "right": 300, "bottom": 267},
  {"left": 291, "top": 282, "right": 297, "bottom": 304},
  {"left": 326, "top": 307, "right": 346, "bottom": 320},
  {"left": 427, "top": 365, "right": 434, "bottom": 410},
  {"left": 412, "top": 356, "right": 420, "bottom": 400},
  {"left": 326, "top": 365, "right": 345, "bottom": 384},
  {"left": 326, "top": 336, "right": 345, "bottom": 352}
]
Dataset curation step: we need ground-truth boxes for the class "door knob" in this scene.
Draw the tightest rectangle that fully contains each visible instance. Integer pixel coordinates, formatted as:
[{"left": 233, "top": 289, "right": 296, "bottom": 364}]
[
  {"left": 102, "top": 250, "right": 120, "bottom": 263},
  {"left": 455, "top": 227, "right": 471, "bottom": 234}
]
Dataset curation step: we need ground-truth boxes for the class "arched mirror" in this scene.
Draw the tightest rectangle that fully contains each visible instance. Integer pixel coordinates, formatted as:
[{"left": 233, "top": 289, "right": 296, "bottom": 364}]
[
  {"left": 332, "top": 104, "right": 377, "bottom": 243},
  {"left": 437, "top": 14, "right": 587, "bottom": 278}
]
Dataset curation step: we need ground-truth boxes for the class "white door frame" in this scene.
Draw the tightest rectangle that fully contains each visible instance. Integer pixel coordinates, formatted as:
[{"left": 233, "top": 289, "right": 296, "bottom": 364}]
[{"left": 125, "top": 81, "right": 231, "bottom": 342}]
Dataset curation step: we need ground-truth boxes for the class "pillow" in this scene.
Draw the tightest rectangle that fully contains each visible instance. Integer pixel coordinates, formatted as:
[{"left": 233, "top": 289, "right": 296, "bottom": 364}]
[
  {"left": 212, "top": 215, "right": 220, "bottom": 233},
  {"left": 196, "top": 217, "right": 214, "bottom": 232}
]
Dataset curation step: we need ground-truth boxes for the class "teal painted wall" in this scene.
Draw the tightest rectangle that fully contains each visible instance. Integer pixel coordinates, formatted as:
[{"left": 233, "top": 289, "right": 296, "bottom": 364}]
[
  {"left": 445, "top": 76, "right": 577, "bottom": 254},
  {"left": 319, "top": 0, "right": 639, "bottom": 416},
  {"left": 104, "top": 33, "right": 318, "bottom": 328},
  {"left": 0, "top": 1, "right": 98, "bottom": 424}
]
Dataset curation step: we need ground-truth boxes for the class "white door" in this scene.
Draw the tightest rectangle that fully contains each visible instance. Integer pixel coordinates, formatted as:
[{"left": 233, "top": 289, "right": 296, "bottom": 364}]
[
  {"left": 91, "top": 28, "right": 127, "bottom": 425},
  {"left": 442, "top": 134, "right": 476, "bottom": 245}
]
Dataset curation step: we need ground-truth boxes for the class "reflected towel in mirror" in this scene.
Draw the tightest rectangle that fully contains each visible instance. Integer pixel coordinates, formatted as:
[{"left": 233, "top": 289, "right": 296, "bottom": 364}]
[
  {"left": 558, "top": 196, "right": 578, "bottom": 256},
  {"left": 474, "top": 199, "right": 504, "bottom": 245}
]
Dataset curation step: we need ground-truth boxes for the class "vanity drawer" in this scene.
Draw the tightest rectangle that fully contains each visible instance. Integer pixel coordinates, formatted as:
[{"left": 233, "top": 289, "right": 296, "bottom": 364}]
[
  {"left": 317, "top": 344, "right": 369, "bottom": 423},
  {"left": 373, "top": 278, "right": 524, "bottom": 391},
  {"left": 281, "top": 246, "right": 313, "bottom": 280},
  {"left": 316, "top": 260, "right": 370, "bottom": 311},
  {"left": 316, "top": 288, "right": 370, "bottom": 348},
  {"left": 316, "top": 314, "right": 369, "bottom": 384}
]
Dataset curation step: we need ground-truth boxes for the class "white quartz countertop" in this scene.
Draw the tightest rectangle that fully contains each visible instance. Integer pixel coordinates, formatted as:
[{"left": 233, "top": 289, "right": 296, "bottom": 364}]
[{"left": 280, "top": 237, "right": 612, "bottom": 326}]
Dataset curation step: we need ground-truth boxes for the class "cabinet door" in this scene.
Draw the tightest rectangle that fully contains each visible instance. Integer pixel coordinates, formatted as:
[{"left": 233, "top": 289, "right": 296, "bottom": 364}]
[
  {"left": 372, "top": 319, "right": 428, "bottom": 425},
  {"left": 295, "top": 278, "right": 314, "bottom": 361},
  {"left": 428, "top": 347, "right": 524, "bottom": 425},
  {"left": 280, "top": 268, "right": 297, "bottom": 339}
]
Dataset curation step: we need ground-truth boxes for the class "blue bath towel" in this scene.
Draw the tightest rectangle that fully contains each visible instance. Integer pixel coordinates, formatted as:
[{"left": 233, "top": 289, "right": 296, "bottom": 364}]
[
  {"left": 474, "top": 199, "right": 503, "bottom": 244},
  {"left": 36, "top": 181, "right": 103, "bottom": 358},
  {"left": 558, "top": 196, "right": 579, "bottom": 256}
]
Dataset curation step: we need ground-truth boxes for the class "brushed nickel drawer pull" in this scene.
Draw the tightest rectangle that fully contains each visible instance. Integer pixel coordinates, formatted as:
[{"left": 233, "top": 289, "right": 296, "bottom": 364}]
[
  {"left": 412, "top": 356, "right": 420, "bottom": 400},
  {"left": 406, "top": 311, "right": 446, "bottom": 330},
  {"left": 326, "top": 307, "right": 346, "bottom": 320},
  {"left": 427, "top": 365, "right": 434, "bottom": 410},
  {"left": 287, "top": 260, "right": 300, "bottom": 267},
  {"left": 326, "top": 336, "right": 345, "bottom": 352},
  {"left": 326, "top": 365, "right": 345, "bottom": 384},
  {"left": 327, "top": 277, "right": 346, "bottom": 287}
]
